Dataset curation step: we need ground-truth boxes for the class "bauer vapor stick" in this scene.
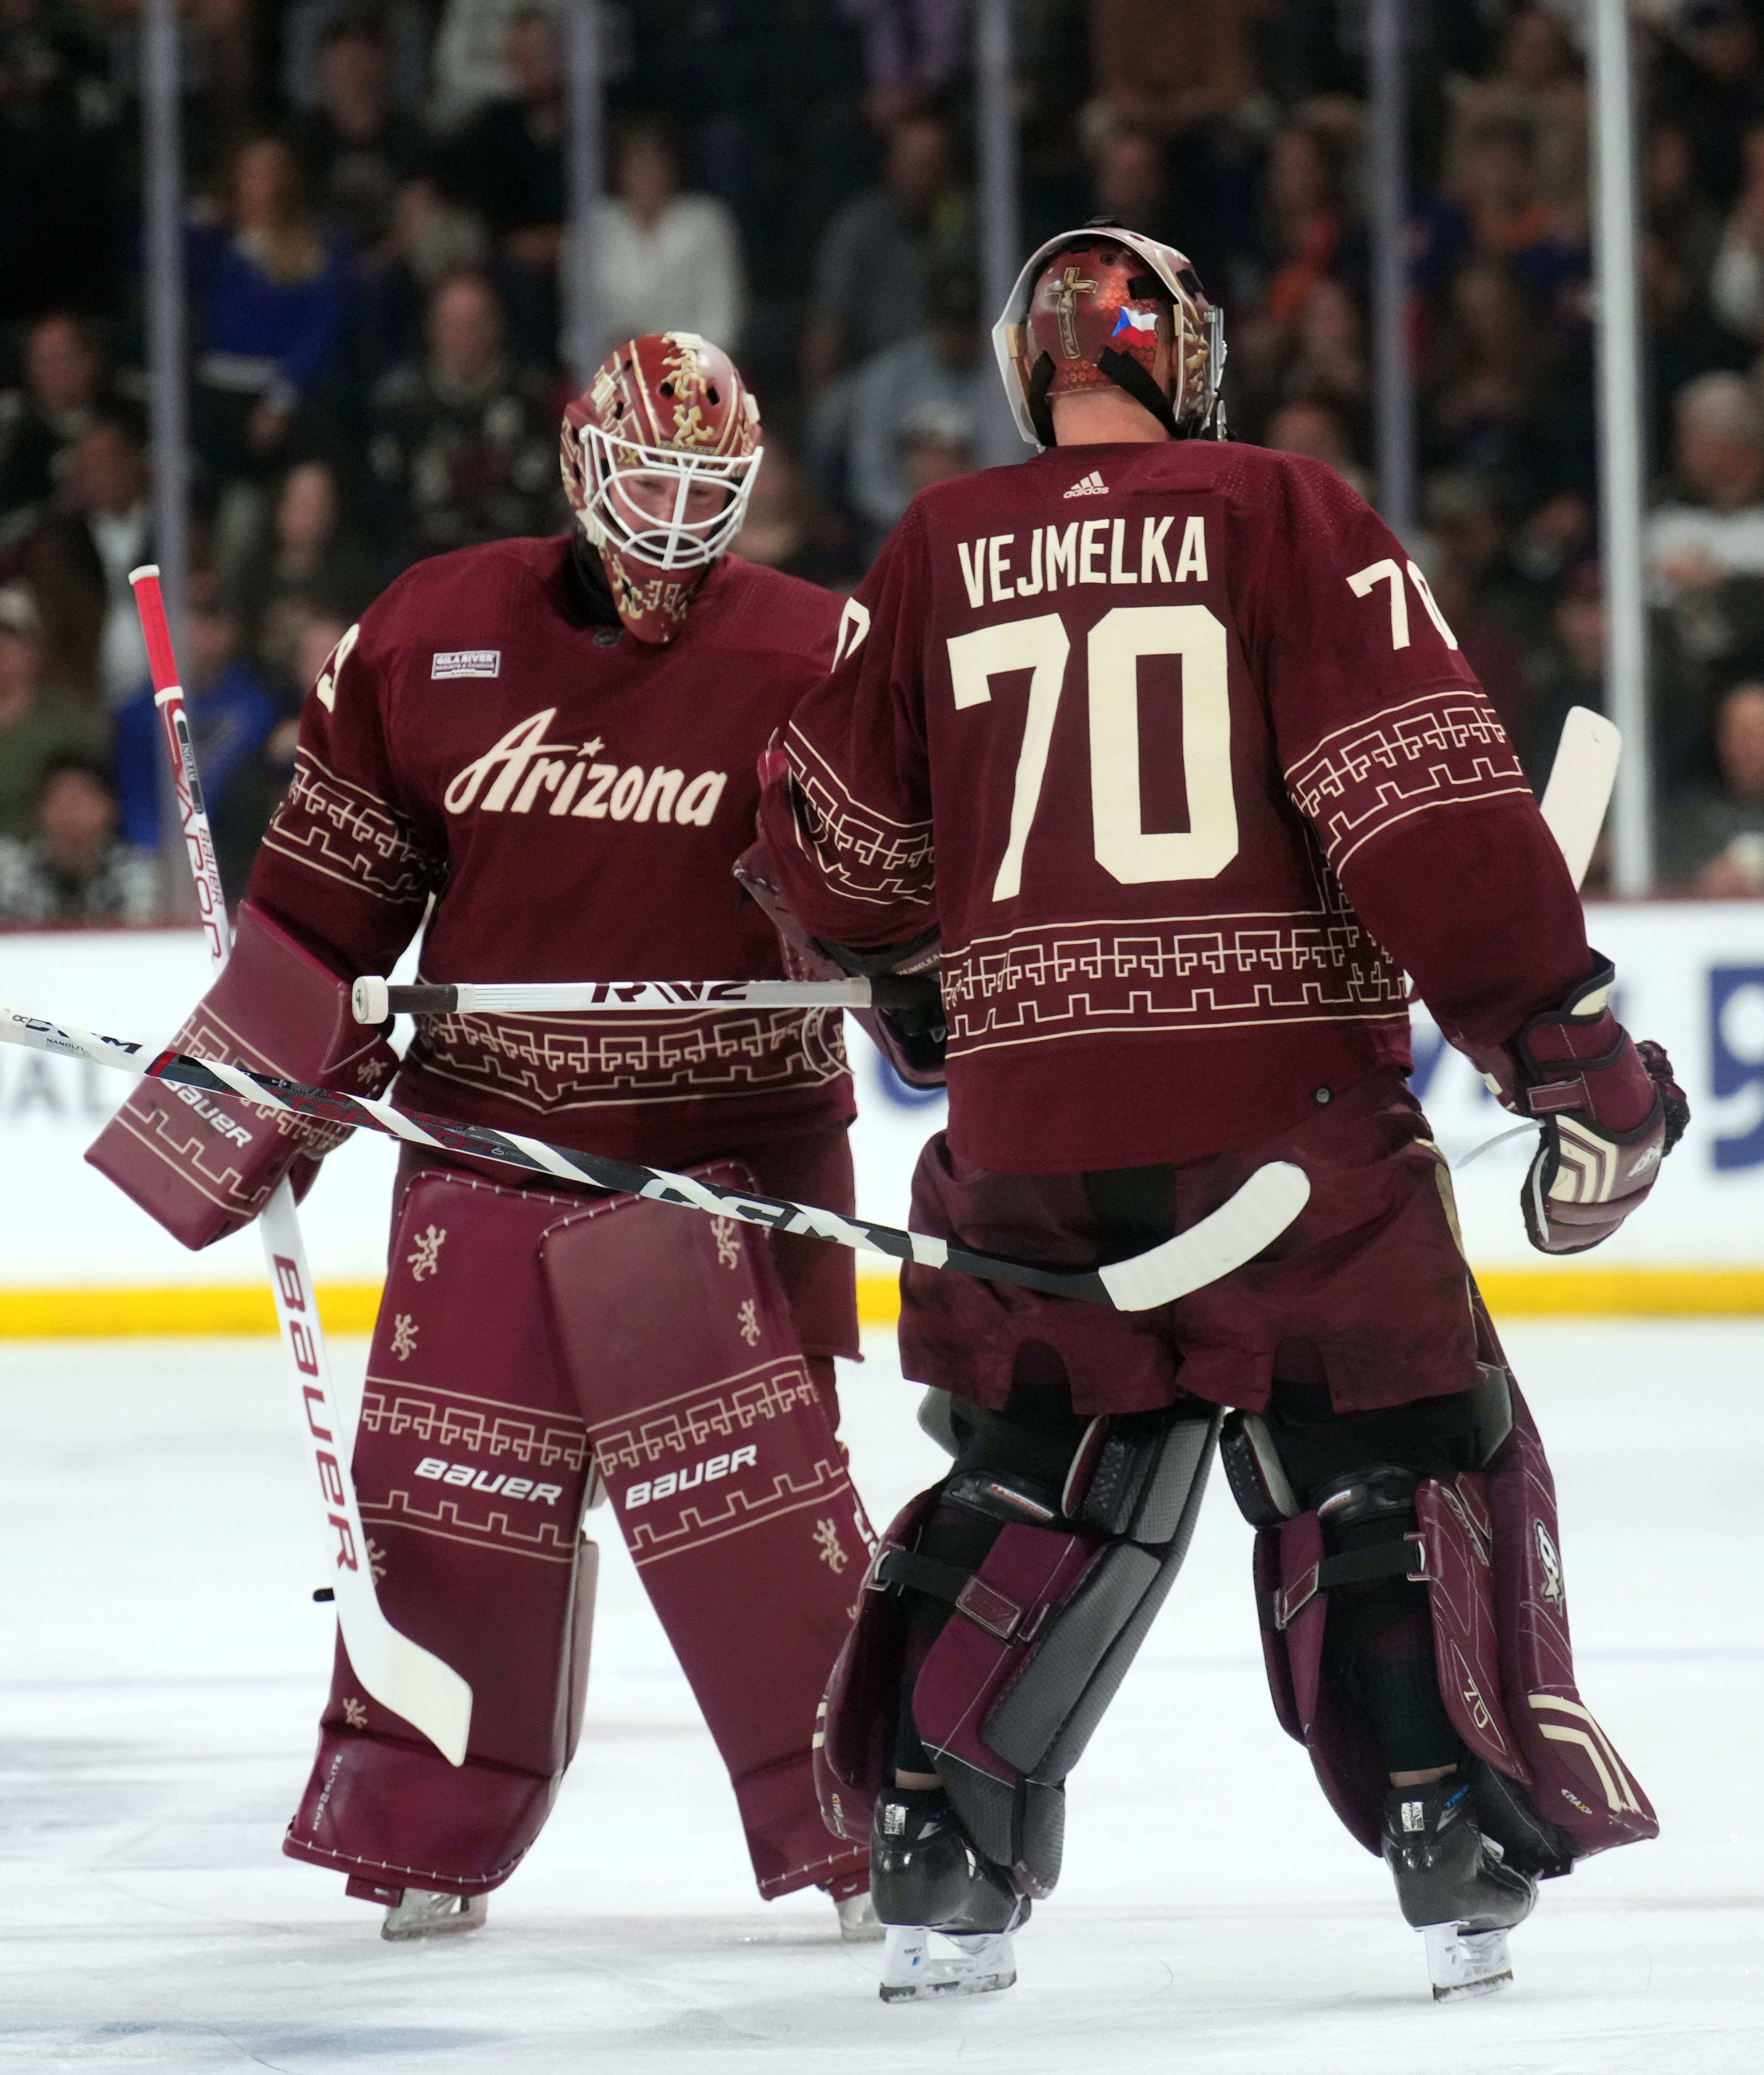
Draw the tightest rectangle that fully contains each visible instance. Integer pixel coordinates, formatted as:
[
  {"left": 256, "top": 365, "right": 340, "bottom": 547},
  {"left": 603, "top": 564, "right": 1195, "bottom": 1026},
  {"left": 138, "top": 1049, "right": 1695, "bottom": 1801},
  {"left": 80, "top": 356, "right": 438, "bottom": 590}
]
[
  {"left": 3, "top": 1005, "right": 1311, "bottom": 1314},
  {"left": 128, "top": 565, "right": 472, "bottom": 1768}
]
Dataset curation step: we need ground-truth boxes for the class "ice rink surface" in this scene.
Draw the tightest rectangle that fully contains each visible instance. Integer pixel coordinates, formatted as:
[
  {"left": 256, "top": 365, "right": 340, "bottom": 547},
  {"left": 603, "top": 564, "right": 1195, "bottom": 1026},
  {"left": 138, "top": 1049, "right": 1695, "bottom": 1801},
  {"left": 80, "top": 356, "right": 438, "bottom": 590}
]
[{"left": 5, "top": 1319, "right": 1761, "bottom": 2073}]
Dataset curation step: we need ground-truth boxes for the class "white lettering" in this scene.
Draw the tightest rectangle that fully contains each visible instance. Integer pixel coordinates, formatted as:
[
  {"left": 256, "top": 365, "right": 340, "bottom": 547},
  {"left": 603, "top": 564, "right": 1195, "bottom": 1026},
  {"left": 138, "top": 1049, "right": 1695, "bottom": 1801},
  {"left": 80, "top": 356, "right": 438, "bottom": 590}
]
[
  {"left": 550, "top": 763, "right": 586, "bottom": 815},
  {"left": 732, "top": 1444, "right": 757, "bottom": 1472},
  {"left": 956, "top": 539, "right": 987, "bottom": 610},
  {"left": 988, "top": 534, "right": 1015, "bottom": 605},
  {"left": 442, "top": 1464, "right": 473, "bottom": 1486},
  {"left": 503, "top": 1478, "right": 532, "bottom": 1500},
  {"left": 1141, "top": 517, "right": 1173, "bottom": 583},
  {"left": 1109, "top": 518, "right": 1138, "bottom": 585},
  {"left": 444, "top": 709, "right": 577, "bottom": 814},
  {"left": 532, "top": 1483, "right": 563, "bottom": 1505},
  {"left": 1015, "top": 529, "right": 1044, "bottom": 598},
  {"left": 511, "top": 757, "right": 569, "bottom": 814},
  {"left": 834, "top": 595, "right": 871, "bottom": 664},
  {"left": 1046, "top": 522, "right": 1078, "bottom": 587},
  {"left": 1174, "top": 515, "right": 1208, "bottom": 583},
  {"left": 608, "top": 767, "right": 645, "bottom": 820},
  {"left": 572, "top": 764, "right": 619, "bottom": 817},
  {"left": 415, "top": 1457, "right": 446, "bottom": 1480},
  {"left": 636, "top": 767, "right": 685, "bottom": 822},
  {"left": 314, "top": 622, "right": 360, "bottom": 710},
  {"left": 626, "top": 1480, "right": 651, "bottom": 1507},
  {"left": 674, "top": 770, "right": 728, "bottom": 826},
  {"left": 1079, "top": 518, "right": 1108, "bottom": 583},
  {"left": 652, "top": 1470, "right": 678, "bottom": 1501},
  {"left": 706, "top": 1453, "right": 730, "bottom": 1479}
]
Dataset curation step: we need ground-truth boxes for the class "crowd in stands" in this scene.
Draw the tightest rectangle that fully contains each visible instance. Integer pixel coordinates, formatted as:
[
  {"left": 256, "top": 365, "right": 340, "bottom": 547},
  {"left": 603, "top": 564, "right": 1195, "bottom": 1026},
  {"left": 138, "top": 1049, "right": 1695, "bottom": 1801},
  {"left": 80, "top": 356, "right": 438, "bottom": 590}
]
[{"left": 3, "top": 0, "right": 1764, "bottom": 925}]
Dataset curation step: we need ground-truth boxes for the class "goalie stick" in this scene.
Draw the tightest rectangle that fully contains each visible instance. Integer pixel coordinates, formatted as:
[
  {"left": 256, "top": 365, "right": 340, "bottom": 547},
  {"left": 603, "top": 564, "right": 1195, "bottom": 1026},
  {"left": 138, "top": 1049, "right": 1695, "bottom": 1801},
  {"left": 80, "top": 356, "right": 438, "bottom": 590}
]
[
  {"left": 128, "top": 564, "right": 473, "bottom": 1770},
  {"left": 3, "top": 1006, "right": 1310, "bottom": 1313},
  {"left": 352, "top": 710, "right": 1622, "bottom": 1031}
]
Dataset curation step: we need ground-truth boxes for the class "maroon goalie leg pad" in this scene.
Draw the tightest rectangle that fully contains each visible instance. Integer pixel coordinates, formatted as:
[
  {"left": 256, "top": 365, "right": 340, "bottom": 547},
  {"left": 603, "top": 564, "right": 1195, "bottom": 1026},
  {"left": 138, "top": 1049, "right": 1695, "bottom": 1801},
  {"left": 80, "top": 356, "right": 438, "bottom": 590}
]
[
  {"left": 285, "top": 1163, "right": 599, "bottom": 1897},
  {"left": 541, "top": 1168, "right": 873, "bottom": 1901},
  {"left": 1256, "top": 1376, "right": 1655, "bottom": 1864}
]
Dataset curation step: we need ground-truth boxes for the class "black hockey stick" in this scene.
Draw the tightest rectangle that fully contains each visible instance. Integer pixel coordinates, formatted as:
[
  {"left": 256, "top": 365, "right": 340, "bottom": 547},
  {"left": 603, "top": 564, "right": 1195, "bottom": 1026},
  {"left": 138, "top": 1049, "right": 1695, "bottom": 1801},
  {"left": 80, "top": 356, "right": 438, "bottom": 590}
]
[{"left": 3, "top": 1004, "right": 1308, "bottom": 1312}]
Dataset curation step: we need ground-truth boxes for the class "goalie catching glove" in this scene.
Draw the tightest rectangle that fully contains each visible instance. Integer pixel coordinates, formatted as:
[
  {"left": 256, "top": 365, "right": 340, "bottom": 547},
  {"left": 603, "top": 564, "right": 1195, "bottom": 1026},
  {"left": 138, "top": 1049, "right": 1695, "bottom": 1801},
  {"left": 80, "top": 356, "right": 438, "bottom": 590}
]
[{"left": 1460, "top": 955, "right": 1688, "bottom": 1255}]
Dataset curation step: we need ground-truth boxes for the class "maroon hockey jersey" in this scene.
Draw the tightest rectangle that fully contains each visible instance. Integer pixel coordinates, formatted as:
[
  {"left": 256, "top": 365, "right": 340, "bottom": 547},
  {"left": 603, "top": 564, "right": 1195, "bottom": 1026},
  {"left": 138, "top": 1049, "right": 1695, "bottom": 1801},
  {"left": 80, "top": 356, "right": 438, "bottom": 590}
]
[
  {"left": 761, "top": 441, "right": 1590, "bottom": 1173},
  {"left": 251, "top": 536, "right": 853, "bottom": 1163}
]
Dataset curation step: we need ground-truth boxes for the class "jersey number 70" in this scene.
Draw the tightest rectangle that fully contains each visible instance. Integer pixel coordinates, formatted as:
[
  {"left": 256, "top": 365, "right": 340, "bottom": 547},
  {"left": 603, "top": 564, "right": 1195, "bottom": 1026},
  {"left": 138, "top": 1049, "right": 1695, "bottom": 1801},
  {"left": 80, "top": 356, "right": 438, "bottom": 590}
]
[{"left": 948, "top": 603, "right": 1237, "bottom": 901}]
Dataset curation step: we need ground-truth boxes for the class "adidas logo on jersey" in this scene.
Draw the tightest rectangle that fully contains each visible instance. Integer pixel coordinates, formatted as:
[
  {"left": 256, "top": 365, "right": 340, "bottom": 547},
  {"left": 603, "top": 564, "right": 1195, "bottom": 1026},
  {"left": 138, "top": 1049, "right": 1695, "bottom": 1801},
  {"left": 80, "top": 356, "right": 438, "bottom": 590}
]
[{"left": 1063, "top": 470, "right": 1109, "bottom": 498}]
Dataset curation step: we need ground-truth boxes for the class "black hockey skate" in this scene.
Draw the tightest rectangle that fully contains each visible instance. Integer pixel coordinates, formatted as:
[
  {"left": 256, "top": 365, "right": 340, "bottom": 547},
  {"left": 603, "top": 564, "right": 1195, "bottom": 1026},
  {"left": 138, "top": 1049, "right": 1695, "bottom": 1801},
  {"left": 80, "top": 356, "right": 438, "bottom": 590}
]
[
  {"left": 1383, "top": 1775, "right": 1537, "bottom": 2000},
  {"left": 870, "top": 1786, "right": 1029, "bottom": 2002}
]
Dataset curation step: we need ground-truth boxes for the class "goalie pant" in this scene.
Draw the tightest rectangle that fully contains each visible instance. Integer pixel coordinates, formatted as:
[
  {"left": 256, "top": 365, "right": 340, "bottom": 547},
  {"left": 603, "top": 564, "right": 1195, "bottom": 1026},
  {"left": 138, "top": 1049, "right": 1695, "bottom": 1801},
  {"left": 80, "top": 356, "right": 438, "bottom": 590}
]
[
  {"left": 282, "top": 1138, "right": 873, "bottom": 1906},
  {"left": 813, "top": 1066, "right": 1654, "bottom": 1894}
]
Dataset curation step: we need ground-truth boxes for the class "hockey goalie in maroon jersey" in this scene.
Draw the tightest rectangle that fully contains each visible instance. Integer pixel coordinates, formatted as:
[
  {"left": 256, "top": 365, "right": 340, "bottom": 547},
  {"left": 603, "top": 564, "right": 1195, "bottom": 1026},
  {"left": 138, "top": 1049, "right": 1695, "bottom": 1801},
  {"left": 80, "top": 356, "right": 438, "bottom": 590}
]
[
  {"left": 86, "top": 333, "right": 882, "bottom": 1942},
  {"left": 752, "top": 227, "right": 1690, "bottom": 2001}
]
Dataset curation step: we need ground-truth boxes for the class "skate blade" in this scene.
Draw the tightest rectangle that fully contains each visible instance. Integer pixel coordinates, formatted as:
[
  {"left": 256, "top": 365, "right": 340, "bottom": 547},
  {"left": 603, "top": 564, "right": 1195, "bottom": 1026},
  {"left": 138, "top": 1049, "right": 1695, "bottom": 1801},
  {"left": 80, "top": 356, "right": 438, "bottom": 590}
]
[
  {"left": 1423, "top": 1922, "right": 1513, "bottom": 2001},
  {"left": 381, "top": 1889, "right": 488, "bottom": 1942},
  {"left": 879, "top": 1926, "right": 1016, "bottom": 2002}
]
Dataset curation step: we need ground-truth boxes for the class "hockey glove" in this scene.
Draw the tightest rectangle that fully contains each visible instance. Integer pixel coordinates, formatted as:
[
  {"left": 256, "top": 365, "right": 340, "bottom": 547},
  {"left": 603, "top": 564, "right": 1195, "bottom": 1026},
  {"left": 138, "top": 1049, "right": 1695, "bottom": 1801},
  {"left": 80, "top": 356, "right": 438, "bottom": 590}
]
[
  {"left": 86, "top": 902, "right": 399, "bottom": 1249},
  {"left": 1469, "top": 957, "right": 1688, "bottom": 1255}
]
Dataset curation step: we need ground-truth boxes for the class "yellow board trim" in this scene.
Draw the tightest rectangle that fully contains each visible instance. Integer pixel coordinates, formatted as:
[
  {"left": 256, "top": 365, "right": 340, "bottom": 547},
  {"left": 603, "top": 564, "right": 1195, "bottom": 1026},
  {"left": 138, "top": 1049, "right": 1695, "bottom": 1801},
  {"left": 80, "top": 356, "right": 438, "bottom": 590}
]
[{"left": 0, "top": 1266, "right": 1760, "bottom": 1338}]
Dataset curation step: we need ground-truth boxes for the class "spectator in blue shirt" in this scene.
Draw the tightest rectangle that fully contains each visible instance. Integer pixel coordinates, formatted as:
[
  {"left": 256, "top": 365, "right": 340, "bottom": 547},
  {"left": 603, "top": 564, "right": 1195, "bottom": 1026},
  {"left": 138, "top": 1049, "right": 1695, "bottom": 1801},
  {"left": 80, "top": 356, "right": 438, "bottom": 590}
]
[
  {"left": 188, "top": 134, "right": 356, "bottom": 486},
  {"left": 112, "top": 574, "right": 283, "bottom": 899}
]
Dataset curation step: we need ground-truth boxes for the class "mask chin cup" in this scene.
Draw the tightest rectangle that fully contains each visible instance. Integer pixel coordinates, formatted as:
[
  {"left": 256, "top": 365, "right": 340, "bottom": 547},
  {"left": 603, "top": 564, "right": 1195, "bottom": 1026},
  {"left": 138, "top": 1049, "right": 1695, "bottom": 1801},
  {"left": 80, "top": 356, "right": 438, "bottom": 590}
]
[{"left": 576, "top": 421, "right": 759, "bottom": 571}]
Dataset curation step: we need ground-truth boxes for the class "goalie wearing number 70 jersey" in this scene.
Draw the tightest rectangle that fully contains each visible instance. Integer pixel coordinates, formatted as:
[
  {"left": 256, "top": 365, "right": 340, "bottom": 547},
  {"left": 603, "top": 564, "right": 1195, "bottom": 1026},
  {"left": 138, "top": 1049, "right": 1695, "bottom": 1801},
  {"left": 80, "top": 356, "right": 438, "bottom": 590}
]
[{"left": 754, "top": 224, "right": 1691, "bottom": 2003}]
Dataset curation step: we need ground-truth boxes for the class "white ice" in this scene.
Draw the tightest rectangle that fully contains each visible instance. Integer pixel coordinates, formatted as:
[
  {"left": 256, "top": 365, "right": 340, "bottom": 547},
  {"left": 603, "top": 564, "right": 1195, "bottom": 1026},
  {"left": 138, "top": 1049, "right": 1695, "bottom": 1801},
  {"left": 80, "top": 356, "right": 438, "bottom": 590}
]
[{"left": 5, "top": 1321, "right": 1761, "bottom": 2073}]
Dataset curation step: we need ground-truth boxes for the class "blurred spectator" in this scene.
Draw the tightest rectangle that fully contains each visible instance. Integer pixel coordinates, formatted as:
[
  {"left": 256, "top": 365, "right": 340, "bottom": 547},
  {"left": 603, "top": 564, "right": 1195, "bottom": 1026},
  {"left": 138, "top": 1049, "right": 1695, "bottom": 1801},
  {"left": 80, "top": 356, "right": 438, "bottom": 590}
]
[
  {"left": 367, "top": 269, "right": 558, "bottom": 556},
  {"left": 0, "top": 314, "right": 119, "bottom": 537},
  {"left": 1422, "top": 258, "right": 1557, "bottom": 499},
  {"left": 1646, "top": 371, "right": 1764, "bottom": 600},
  {"left": 113, "top": 578, "right": 280, "bottom": 898},
  {"left": 0, "top": 0, "right": 115, "bottom": 326},
  {"left": 0, "top": 751, "right": 160, "bottom": 927},
  {"left": 807, "top": 270, "right": 991, "bottom": 561},
  {"left": 839, "top": 0, "right": 971, "bottom": 127},
  {"left": 0, "top": 583, "right": 102, "bottom": 839},
  {"left": 1644, "top": 231, "right": 1748, "bottom": 466},
  {"left": 1087, "top": 0, "right": 1259, "bottom": 139},
  {"left": 188, "top": 134, "right": 356, "bottom": 483},
  {"left": 1528, "top": 558, "right": 1609, "bottom": 786},
  {"left": 430, "top": 0, "right": 555, "bottom": 131},
  {"left": 282, "top": 1, "right": 432, "bottom": 119},
  {"left": 1647, "top": 120, "right": 1723, "bottom": 311},
  {"left": 1088, "top": 125, "right": 1180, "bottom": 244},
  {"left": 1709, "top": 123, "right": 1764, "bottom": 347},
  {"left": 1659, "top": 677, "right": 1764, "bottom": 894},
  {"left": 587, "top": 113, "right": 746, "bottom": 357},
  {"left": 1444, "top": 7, "right": 1587, "bottom": 235},
  {"left": 1256, "top": 122, "right": 1348, "bottom": 332},
  {"left": 1416, "top": 117, "right": 1583, "bottom": 311},
  {"left": 447, "top": 9, "right": 567, "bottom": 280},
  {"left": 355, "top": 174, "right": 495, "bottom": 383},
  {"left": 898, "top": 399, "right": 975, "bottom": 499},
  {"left": 296, "top": 13, "right": 434, "bottom": 253},
  {"left": 226, "top": 459, "right": 378, "bottom": 677},
  {"left": 1280, "top": 277, "right": 1369, "bottom": 430},
  {"left": 731, "top": 442, "right": 851, "bottom": 587},
  {"left": 801, "top": 111, "right": 971, "bottom": 397},
  {"left": 1262, "top": 397, "right": 1370, "bottom": 500},
  {"left": 1656, "top": 0, "right": 1764, "bottom": 213},
  {"left": 13, "top": 417, "right": 151, "bottom": 708}
]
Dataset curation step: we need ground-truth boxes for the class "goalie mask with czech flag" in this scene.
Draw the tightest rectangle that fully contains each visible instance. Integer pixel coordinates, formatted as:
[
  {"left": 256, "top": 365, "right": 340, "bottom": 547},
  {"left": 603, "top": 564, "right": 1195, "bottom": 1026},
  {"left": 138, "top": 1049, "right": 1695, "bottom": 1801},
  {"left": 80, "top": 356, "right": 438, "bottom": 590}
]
[
  {"left": 992, "top": 224, "right": 1226, "bottom": 450},
  {"left": 561, "top": 332, "right": 762, "bottom": 644}
]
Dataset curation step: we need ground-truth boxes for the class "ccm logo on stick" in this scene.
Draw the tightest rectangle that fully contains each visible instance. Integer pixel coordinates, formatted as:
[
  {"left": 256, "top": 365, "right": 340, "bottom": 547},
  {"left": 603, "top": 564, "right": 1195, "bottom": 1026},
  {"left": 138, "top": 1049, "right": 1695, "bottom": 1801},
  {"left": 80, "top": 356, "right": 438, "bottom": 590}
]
[
  {"left": 414, "top": 1457, "right": 563, "bottom": 1504},
  {"left": 626, "top": 1445, "right": 756, "bottom": 1511}
]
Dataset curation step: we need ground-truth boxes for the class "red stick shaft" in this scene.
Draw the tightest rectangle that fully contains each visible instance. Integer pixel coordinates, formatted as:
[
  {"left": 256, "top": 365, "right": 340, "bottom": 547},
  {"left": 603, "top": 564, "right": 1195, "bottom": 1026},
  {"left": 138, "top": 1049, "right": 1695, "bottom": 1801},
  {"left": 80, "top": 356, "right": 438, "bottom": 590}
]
[{"left": 129, "top": 564, "right": 181, "bottom": 696}]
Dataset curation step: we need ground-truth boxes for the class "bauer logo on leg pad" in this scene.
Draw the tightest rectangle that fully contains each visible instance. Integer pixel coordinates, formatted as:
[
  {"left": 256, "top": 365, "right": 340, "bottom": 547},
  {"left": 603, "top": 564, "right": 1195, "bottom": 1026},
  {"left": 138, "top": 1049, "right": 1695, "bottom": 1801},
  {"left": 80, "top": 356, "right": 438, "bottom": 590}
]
[
  {"left": 625, "top": 1445, "right": 757, "bottom": 1511},
  {"left": 413, "top": 1457, "right": 564, "bottom": 1504}
]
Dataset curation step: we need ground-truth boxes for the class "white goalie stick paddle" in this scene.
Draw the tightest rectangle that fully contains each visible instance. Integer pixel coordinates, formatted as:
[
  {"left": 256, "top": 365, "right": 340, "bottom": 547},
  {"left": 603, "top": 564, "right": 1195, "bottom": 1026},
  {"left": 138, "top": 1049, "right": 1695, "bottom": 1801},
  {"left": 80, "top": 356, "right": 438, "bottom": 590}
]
[
  {"left": 1538, "top": 704, "right": 1622, "bottom": 893},
  {"left": 0, "top": 1005, "right": 1311, "bottom": 1315},
  {"left": 128, "top": 565, "right": 472, "bottom": 1769}
]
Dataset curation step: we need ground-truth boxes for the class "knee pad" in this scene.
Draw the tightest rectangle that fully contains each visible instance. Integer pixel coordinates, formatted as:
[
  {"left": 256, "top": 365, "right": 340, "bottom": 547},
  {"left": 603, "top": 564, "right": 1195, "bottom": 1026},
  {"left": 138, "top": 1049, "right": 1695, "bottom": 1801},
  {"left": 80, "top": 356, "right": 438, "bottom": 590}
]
[
  {"left": 817, "top": 1389, "right": 1220, "bottom": 1899},
  {"left": 1220, "top": 1360, "right": 1654, "bottom": 1873}
]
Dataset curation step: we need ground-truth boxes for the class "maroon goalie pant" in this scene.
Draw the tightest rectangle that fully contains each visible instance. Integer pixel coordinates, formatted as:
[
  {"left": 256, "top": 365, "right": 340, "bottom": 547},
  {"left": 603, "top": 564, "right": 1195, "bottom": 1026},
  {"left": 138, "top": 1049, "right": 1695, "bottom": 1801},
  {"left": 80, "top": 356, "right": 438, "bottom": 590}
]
[{"left": 283, "top": 1122, "right": 871, "bottom": 1904}]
